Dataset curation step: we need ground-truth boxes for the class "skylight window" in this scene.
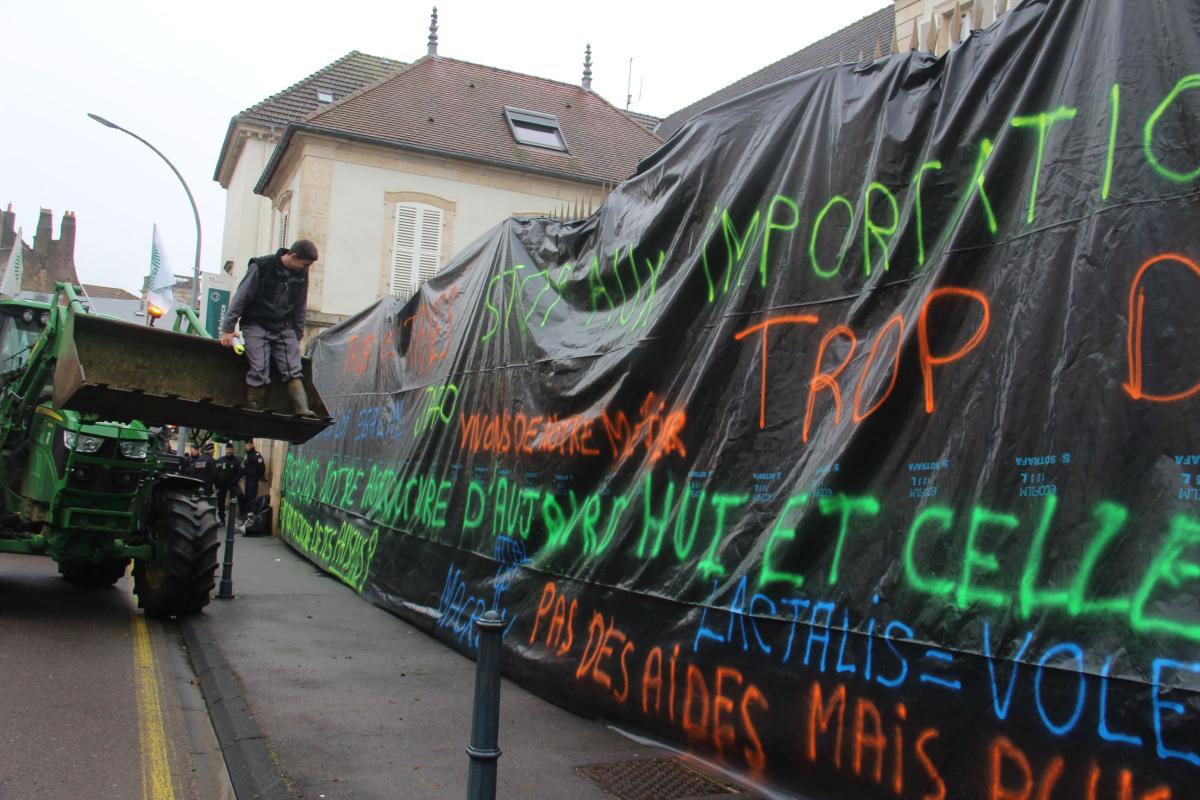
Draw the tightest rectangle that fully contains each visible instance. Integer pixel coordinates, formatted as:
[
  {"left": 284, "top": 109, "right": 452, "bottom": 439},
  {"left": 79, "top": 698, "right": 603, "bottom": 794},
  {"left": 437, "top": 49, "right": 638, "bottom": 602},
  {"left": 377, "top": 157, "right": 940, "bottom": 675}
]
[
  {"left": 504, "top": 107, "right": 567, "bottom": 152},
  {"left": 316, "top": 90, "right": 334, "bottom": 103}
]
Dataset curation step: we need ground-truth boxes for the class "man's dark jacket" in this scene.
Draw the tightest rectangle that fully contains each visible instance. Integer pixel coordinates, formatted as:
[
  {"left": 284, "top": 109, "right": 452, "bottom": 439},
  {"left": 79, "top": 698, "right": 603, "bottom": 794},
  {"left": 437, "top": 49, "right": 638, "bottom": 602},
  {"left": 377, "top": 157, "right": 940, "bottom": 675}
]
[
  {"left": 224, "top": 249, "right": 308, "bottom": 335},
  {"left": 243, "top": 449, "right": 266, "bottom": 482},
  {"left": 190, "top": 453, "right": 215, "bottom": 484},
  {"left": 213, "top": 455, "right": 243, "bottom": 489}
]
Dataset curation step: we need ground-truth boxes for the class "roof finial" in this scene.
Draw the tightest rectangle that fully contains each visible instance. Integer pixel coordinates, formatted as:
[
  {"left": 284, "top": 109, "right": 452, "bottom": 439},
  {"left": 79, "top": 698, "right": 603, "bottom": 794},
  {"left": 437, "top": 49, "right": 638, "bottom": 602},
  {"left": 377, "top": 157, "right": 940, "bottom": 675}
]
[
  {"left": 427, "top": 7, "right": 439, "bottom": 56},
  {"left": 582, "top": 43, "right": 593, "bottom": 90}
]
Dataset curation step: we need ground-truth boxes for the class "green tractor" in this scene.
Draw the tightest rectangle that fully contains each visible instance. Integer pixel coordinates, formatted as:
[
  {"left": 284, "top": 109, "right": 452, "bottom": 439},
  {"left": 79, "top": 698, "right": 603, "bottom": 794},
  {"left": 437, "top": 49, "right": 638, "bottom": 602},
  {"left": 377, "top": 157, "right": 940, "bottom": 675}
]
[{"left": 0, "top": 284, "right": 330, "bottom": 617}]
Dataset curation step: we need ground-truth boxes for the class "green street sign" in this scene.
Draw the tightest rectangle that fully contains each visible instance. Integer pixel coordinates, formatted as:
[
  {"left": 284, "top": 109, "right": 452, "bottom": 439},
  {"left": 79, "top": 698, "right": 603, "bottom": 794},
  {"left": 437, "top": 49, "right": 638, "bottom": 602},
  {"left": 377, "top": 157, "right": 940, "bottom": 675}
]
[{"left": 204, "top": 287, "right": 230, "bottom": 339}]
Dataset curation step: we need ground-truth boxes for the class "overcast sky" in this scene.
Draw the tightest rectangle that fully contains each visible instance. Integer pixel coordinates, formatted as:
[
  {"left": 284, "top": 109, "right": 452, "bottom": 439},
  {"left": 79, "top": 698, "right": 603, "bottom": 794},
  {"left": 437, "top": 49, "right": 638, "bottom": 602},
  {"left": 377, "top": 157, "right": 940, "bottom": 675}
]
[{"left": 0, "top": 0, "right": 889, "bottom": 294}]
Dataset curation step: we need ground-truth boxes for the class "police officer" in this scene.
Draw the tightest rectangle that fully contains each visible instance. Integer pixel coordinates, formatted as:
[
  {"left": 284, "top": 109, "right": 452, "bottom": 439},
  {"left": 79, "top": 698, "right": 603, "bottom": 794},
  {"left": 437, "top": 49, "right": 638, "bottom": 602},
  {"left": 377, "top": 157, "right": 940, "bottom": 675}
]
[
  {"left": 188, "top": 444, "right": 215, "bottom": 497},
  {"left": 213, "top": 443, "right": 244, "bottom": 523},
  {"left": 243, "top": 440, "right": 266, "bottom": 511}
]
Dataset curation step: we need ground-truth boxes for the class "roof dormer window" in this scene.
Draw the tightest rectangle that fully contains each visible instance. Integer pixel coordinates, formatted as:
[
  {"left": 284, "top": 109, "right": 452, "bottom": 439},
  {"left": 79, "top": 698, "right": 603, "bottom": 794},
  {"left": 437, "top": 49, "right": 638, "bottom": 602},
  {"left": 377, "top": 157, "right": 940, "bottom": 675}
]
[
  {"left": 316, "top": 90, "right": 334, "bottom": 103},
  {"left": 504, "top": 107, "right": 567, "bottom": 152}
]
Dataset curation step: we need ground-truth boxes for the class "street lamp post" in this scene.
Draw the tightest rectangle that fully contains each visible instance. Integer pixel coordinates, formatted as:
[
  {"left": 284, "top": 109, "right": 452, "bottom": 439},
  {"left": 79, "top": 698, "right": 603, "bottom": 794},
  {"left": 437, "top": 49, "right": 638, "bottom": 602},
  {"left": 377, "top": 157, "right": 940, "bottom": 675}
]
[{"left": 88, "top": 112, "right": 202, "bottom": 455}]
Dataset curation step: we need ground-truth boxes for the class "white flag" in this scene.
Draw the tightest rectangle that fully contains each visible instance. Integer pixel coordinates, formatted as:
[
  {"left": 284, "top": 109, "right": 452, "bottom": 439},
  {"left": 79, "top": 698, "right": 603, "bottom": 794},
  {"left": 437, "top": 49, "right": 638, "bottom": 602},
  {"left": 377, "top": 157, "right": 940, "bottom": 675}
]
[
  {"left": 146, "top": 224, "right": 175, "bottom": 319},
  {"left": 1, "top": 228, "right": 24, "bottom": 296}
]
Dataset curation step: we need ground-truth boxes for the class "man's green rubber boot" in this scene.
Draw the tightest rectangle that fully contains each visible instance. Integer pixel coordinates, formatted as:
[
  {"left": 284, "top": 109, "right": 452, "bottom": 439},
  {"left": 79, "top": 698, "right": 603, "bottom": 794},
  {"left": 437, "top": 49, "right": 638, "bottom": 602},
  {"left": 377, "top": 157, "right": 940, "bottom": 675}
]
[
  {"left": 286, "top": 378, "right": 317, "bottom": 418},
  {"left": 246, "top": 385, "right": 268, "bottom": 410}
]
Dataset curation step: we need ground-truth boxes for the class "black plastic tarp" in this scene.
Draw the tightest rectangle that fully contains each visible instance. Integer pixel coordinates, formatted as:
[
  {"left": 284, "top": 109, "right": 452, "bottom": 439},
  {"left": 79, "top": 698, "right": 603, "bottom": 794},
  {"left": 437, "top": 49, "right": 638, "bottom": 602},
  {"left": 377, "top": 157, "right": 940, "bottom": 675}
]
[{"left": 282, "top": 1, "right": 1200, "bottom": 796}]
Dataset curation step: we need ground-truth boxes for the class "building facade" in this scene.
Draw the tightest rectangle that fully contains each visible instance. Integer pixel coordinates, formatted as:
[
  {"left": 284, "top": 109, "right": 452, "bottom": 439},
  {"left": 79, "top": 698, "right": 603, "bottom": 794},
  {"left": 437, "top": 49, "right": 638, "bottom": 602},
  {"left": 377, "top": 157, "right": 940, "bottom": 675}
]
[
  {"left": 214, "top": 50, "right": 405, "bottom": 326},
  {"left": 894, "top": 0, "right": 1027, "bottom": 54},
  {"left": 215, "top": 28, "right": 661, "bottom": 336},
  {"left": 213, "top": 24, "right": 664, "bottom": 513}
]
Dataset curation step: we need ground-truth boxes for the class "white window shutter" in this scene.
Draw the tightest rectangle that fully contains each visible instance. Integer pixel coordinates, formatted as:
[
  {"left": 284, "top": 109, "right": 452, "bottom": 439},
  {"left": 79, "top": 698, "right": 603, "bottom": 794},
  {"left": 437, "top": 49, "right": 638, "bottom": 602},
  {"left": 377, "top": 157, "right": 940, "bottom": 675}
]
[
  {"left": 278, "top": 212, "right": 289, "bottom": 249},
  {"left": 391, "top": 203, "right": 443, "bottom": 297},
  {"left": 391, "top": 204, "right": 418, "bottom": 296},
  {"left": 418, "top": 207, "right": 443, "bottom": 283}
]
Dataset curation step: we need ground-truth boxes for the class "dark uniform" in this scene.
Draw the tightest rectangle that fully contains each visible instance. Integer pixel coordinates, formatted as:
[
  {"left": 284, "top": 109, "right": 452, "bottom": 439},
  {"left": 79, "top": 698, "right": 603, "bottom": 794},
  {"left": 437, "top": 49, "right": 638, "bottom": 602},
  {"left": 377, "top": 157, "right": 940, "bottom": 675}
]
[
  {"left": 213, "top": 450, "right": 244, "bottom": 523},
  {"left": 243, "top": 445, "right": 266, "bottom": 510},
  {"left": 189, "top": 449, "right": 215, "bottom": 496}
]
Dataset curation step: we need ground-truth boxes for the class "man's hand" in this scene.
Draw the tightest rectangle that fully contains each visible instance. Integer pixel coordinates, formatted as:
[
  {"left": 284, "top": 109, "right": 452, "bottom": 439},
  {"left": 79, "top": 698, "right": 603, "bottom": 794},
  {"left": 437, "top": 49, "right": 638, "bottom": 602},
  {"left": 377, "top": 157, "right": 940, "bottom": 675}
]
[{"left": 219, "top": 332, "right": 235, "bottom": 348}]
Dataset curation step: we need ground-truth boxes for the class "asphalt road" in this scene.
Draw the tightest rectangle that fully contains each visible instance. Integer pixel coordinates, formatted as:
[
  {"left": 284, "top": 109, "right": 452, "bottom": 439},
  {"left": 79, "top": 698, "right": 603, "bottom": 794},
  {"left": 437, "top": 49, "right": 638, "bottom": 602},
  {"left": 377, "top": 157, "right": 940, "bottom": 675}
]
[{"left": 0, "top": 553, "right": 233, "bottom": 800}]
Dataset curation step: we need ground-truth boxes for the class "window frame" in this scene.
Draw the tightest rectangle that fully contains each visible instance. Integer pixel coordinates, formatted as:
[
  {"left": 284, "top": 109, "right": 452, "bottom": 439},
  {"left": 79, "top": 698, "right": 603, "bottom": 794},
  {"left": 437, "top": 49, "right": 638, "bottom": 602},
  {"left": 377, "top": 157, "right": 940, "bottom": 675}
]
[
  {"left": 503, "top": 106, "right": 568, "bottom": 152},
  {"left": 935, "top": 0, "right": 974, "bottom": 28},
  {"left": 274, "top": 191, "right": 292, "bottom": 250}
]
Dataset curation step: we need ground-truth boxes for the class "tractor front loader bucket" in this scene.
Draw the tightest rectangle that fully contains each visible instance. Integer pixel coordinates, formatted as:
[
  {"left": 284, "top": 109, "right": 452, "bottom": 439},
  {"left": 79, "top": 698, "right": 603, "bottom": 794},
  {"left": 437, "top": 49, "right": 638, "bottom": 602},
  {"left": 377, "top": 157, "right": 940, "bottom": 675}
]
[{"left": 51, "top": 312, "right": 332, "bottom": 444}]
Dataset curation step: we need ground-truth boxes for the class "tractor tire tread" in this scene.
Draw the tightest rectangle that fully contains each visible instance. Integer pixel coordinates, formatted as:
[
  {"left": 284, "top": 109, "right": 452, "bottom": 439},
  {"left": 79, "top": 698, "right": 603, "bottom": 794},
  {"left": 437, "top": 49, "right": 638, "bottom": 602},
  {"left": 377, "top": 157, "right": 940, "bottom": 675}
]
[{"left": 133, "top": 492, "right": 220, "bottom": 619}]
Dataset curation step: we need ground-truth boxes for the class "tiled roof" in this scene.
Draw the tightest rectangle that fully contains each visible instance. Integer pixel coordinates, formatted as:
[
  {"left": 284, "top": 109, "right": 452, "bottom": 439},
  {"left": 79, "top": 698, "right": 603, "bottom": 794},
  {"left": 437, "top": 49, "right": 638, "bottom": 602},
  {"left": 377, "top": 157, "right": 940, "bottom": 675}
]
[
  {"left": 656, "top": 6, "right": 894, "bottom": 140},
  {"left": 292, "top": 56, "right": 663, "bottom": 186},
  {"left": 216, "top": 50, "right": 406, "bottom": 183},
  {"left": 239, "top": 50, "right": 406, "bottom": 127},
  {"left": 82, "top": 284, "right": 139, "bottom": 300},
  {"left": 622, "top": 109, "right": 662, "bottom": 133}
]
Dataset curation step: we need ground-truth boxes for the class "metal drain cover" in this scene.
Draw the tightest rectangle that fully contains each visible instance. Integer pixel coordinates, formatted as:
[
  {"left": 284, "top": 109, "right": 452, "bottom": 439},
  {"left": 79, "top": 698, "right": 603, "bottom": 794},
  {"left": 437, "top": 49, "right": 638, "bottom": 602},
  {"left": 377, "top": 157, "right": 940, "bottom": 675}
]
[{"left": 577, "top": 756, "right": 740, "bottom": 800}]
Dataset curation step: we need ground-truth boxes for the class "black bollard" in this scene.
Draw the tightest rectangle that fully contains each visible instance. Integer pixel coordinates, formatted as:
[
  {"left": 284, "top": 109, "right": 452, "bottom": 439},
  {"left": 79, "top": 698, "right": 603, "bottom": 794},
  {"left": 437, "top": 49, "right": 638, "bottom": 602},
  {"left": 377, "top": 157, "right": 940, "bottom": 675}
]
[
  {"left": 216, "top": 497, "right": 237, "bottom": 600},
  {"left": 466, "top": 610, "right": 505, "bottom": 800}
]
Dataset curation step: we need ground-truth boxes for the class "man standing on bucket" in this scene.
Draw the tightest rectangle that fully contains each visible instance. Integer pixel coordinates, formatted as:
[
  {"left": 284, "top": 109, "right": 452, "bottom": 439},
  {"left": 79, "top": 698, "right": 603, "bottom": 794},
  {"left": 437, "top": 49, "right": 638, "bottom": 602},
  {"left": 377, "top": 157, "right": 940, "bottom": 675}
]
[{"left": 220, "top": 239, "right": 318, "bottom": 416}]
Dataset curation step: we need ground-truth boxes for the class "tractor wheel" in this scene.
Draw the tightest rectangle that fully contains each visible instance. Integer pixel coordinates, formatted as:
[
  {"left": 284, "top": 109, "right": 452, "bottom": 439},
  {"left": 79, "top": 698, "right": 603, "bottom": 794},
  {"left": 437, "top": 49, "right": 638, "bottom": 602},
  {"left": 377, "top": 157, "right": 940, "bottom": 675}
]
[
  {"left": 59, "top": 558, "right": 129, "bottom": 587},
  {"left": 133, "top": 491, "right": 220, "bottom": 619}
]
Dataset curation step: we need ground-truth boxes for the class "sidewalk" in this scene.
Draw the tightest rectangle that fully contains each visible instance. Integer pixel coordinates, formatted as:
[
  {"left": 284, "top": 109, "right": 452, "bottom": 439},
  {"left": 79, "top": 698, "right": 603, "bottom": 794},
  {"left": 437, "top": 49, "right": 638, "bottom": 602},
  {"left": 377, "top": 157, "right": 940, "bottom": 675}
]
[{"left": 188, "top": 533, "right": 721, "bottom": 799}]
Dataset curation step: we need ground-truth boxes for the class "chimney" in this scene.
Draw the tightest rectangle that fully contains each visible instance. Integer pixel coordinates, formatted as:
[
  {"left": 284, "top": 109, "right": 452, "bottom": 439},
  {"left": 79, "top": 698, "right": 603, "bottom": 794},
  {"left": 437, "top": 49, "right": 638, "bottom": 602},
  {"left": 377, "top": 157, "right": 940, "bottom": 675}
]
[
  {"left": 59, "top": 211, "right": 76, "bottom": 253},
  {"left": 427, "top": 7, "right": 439, "bottom": 56},
  {"left": 0, "top": 204, "right": 14, "bottom": 251},
  {"left": 51, "top": 211, "right": 80, "bottom": 286},
  {"left": 34, "top": 208, "right": 52, "bottom": 252},
  {"left": 582, "top": 44, "right": 593, "bottom": 91}
]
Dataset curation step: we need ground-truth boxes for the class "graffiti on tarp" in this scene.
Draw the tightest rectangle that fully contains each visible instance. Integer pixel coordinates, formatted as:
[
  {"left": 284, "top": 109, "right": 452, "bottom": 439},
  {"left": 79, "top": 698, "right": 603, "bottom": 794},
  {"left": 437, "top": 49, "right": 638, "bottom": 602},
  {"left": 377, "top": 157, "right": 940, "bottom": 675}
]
[
  {"left": 458, "top": 392, "right": 687, "bottom": 462},
  {"left": 435, "top": 536, "right": 527, "bottom": 649},
  {"left": 732, "top": 286, "right": 990, "bottom": 434},
  {"left": 525, "top": 581, "right": 1188, "bottom": 798},
  {"left": 404, "top": 284, "right": 460, "bottom": 372},
  {"left": 690, "top": 77, "right": 1197, "bottom": 301},
  {"left": 278, "top": 497, "right": 377, "bottom": 593},
  {"left": 280, "top": 2, "right": 1200, "bottom": 798},
  {"left": 479, "top": 248, "right": 665, "bottom": 340},
  {"left": 283, "top": 448, "right": 1200, "bottom": 647}
]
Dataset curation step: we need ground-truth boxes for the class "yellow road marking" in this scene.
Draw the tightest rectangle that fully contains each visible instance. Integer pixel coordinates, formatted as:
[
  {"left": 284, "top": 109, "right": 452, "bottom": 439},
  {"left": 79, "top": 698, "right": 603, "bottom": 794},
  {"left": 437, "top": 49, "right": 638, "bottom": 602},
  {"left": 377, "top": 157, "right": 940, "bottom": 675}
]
[{"left": 131, "top": 612, "right": 177, "bottom": 800}]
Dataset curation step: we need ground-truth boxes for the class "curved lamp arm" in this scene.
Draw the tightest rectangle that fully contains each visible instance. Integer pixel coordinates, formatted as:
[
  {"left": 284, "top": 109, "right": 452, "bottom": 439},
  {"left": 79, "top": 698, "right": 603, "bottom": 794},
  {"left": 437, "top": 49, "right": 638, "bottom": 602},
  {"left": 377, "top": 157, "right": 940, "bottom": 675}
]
[{"left": 87, "top": 112, "right": 201, "bottom": 310}]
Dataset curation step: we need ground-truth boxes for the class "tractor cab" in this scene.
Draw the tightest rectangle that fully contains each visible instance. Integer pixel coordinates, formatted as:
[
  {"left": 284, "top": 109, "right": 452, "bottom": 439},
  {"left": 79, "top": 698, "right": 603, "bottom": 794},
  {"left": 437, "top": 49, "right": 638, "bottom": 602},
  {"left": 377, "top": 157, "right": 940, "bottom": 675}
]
[{"left": 0, "top": 300, "right": 50, "bottom": 377}]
